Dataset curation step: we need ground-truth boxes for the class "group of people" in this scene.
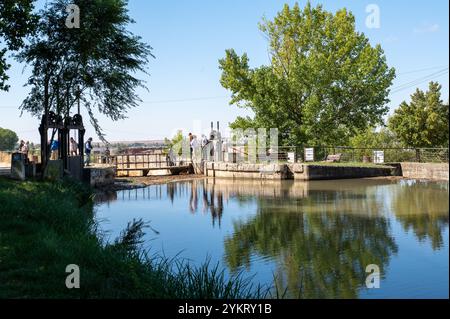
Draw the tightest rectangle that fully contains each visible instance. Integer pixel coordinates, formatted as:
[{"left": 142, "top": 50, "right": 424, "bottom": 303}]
[
  {"left": 18, "top": 140, "right": 30, "bottom": 156},
  {"left": 48, "top": 136, "right": 93, "bottom": 166},
  {"left": 188, "top": 133, "right": 210, "bottom": 157}
]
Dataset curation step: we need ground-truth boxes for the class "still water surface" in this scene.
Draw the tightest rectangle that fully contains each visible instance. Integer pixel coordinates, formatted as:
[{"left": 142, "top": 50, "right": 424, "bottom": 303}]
[{"left": 96, "top": 178, "right": 449, "bottom": 298}]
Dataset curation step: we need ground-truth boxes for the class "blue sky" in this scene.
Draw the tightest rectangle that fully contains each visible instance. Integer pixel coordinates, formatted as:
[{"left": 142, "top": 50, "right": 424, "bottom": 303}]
[{"left": 0, "top": 0, "right": 448, "bottom": 143}]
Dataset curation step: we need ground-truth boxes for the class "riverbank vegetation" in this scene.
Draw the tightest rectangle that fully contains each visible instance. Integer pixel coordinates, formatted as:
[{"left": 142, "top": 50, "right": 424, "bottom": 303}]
[{"left": 0, "top": 177, "right": 265, "bottom": 298}]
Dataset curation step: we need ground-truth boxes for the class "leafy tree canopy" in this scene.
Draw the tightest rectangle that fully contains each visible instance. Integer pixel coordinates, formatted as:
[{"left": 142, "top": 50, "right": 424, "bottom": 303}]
[
  {"left": 0, "top": 127, "right": 19, "bottom": 151},
  {"left": 164, "top": 130, "right": 185, "bottom": 155},
  {"left": 18, "top": 0, "right": 153, "bottom": 141},
  {"left": 388, "top": 82, "right": 449, "bottom": 148},
  {"left": 0, "top": 0, "right": 37, "bottom": 91},
  {"left": 349, "top": 127, "right": 397, "bottom": 150},
  {"left": 219, "top": 2, "right": 395, "bottom": 146}
]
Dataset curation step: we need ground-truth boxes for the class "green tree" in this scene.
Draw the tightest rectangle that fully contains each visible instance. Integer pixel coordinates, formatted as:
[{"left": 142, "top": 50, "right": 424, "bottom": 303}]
[
  {"left": 350, "top": 127, "right": 396, "bottom": 149},
  {"left": 0, "top": 0, "right": 37, "bottom": 91},
  {"left": 349, "top": 127, "right": 399, "bottom": 159},
  {"left": 18, "top": 0, "right": 153, "bottom": 141},
  {"left": 349, "top": 126, "right": 419, "bottom": 162},
  {"left": 219, "top": 2, "right": 395, "bottom": 146},
  {"left": 164, "top": 130, "right": 184, "bottom": 155},
  {"left": 388, "top": 82, "right": 449, "bottom": 148},
  {"left": 0, "top": 127, "right": 19, "bottom": 151}
]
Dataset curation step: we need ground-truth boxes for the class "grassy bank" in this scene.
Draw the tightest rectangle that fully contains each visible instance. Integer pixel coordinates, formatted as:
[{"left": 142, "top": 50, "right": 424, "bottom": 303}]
[{"left": 0, "top": 177, "right": 264, "bottom": 298}]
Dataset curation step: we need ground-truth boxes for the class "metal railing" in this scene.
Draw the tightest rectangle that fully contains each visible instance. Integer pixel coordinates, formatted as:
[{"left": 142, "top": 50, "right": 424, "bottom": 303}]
[
  {"left": 216, "top": 145, "right": 449, "bottom": 164},
  {"left": 114, "top": 153, "right": 192, "bottom": 171},
  {"left": 306, "top": 147, "right": 449, "bottom": 163}
]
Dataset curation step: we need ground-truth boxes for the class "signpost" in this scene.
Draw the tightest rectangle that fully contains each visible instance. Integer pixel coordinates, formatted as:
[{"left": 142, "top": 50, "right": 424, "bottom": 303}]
[
  {"left": 373, "top": 150, "right": 384, "bottom": 164},
  {"left": 287, "top": 152, "right": 296, "bottom": 163},
  {"left": 304, "top": 148, "right": 314, "bottom": 162}
]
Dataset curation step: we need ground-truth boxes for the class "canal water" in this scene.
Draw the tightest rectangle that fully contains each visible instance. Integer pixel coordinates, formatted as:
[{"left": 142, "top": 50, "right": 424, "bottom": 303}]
[{"left": 95, "top": 178, "right": 449, "bottom": 298}]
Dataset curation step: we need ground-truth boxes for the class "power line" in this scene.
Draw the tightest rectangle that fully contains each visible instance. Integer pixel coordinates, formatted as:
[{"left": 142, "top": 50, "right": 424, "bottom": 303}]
[
  {"left": 0, "top": 95, "right": 231, "bottom": 109},
  {"left": 1, "top": 67, "right": 448, "bottom": 109},
  {"left": 396, "top": 65, "right": 449, "bottom": 76},
  {"left": 392, "top": 68, "right": 448, "bottom": 90},
  {"left": 141, "top": 96, "right": 229, "bottom": 104},
  {"left": 390, "top": 68, "right": 449, "bottom": 94}
]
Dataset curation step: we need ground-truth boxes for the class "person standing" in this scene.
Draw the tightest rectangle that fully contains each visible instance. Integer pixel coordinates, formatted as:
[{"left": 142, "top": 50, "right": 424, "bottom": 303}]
[
  {"left": 24, "top": 141, "right": 30, "bottom": 155},
  {"left": 70, "top": 137, "right": 78, "bottom": 156},
  {"left": 50, "top": 139, "right": 59, "bottom": 160},
  {"left": 18, "top": 140, "right": 25, "bottom": 153},
  {"left": 104, "top": 146, "right": 111, "bottom": 163},
  {"left": 84, "top": 137, "right": 93, "bottom": 166},
  {"left": 201, "top": 134, "right": 209, "bottom": 148},
  {"left": 188, "top": 133, "right": 193, "bottom": 158},
  {"left": 23, "top": 141, "right": 30, "bottom": 162},
  {"left": 190, "top": 135, "right": 199, "bottom": 160},
  {"left": 166, "top": 148, "right": 175, "bottom": 166}
]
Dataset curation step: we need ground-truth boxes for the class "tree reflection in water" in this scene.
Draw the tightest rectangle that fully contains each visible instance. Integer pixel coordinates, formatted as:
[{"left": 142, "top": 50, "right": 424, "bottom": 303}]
[
  {"left": 96, "top": 178, "right": 448, "bottom": 298},
  {"left": 220, "top": 179, "right": 448, "bottom": 298},
  {"left": 224, "top": 192, "right": 399, "bottom": 298},
  {"left": 392, "top": 180, "right": 449, "bottom": 250}
]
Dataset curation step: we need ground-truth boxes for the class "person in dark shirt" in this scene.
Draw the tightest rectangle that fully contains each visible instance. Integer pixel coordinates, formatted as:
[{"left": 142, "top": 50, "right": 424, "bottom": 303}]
[{"left": 84, "top": 137, "right": 93, "bottom": 166}]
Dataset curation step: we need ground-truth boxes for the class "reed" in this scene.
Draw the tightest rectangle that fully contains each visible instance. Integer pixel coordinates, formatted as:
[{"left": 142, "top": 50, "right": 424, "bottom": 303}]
[{"left": 0, "top": 177, "right": 268, "bottom": 298}]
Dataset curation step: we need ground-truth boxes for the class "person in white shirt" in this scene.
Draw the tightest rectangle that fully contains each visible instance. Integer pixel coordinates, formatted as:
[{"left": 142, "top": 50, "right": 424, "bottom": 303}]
[
  {"left": 201, "top": 134, "right": 209, "bottom": 148},
  {"left": 190, "top": 135, "right": 199, "bottom": 160},
  {"left": 70, "top": 137, "right": 78, "bottom": 156}
]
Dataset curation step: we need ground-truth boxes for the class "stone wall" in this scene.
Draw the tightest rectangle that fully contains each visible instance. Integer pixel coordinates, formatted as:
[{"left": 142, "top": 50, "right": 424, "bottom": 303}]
[
  {"left": 0, "top": 151, "right": 11, "bottom": 166},
  {"left": 0, "top": 151, "right": 40, "bottom": 166},
  {"left": 86, "top": 167, "right": 116, "bottom": 187},
  {"left": 400, "top": 162, "right": 449, "bottom": 181},
  {"left": 203, "top": 161, "right": 448, "bottom": 181},
  {"left": 204, "top": 162, "right": 396, "bottom": 181},
  {"left": 204, "top": 162, "right": 290, "bottom": 180},
  {"left": 292, "top": 164, "right": 395, "bottom": 180}
]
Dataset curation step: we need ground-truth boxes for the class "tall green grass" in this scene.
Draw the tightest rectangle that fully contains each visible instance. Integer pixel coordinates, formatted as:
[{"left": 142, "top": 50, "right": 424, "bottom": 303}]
[{"left": 0, "top": 177, "right": 267, "bottom": 298}]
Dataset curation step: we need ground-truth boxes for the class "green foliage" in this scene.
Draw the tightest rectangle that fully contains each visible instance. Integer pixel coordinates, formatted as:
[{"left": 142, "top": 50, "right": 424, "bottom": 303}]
[
  {"left": 18, "top": 0, "right": 153, "bottom": 141},
  {"left": 164, "top": 130, "right": 184, "bottom": 155},
  {"left": 388, "top": 82, "right": 449, "bottom": 148},
  {"left": 0, "top": 0, "right": 37, "bottom": 91},
  {"left": 0, "top": 178, "right": 263, "bottom": 298},
  {"left": 348, "top": 127, "right": 398, "bottom": 158},
  {"left": 0, "top": 127, "right": 19, "bottom": 151},
  {"left": 347, "top": 127, "right": 438, "bottom": 162},
  {"left": 349, "top": 127, "right": 396, "bottom": 150},
  {"left": 219, "top": 2, "right": 395, "bottom": 146}
]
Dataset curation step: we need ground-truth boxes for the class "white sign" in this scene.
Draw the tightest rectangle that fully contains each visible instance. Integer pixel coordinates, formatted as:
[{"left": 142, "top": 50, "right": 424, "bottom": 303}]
[
  {"left": 304, "top": 148, "right": 314, "bottom": 162},
  {"left": 287, "top": 152, "right": 295, "bottom": 163},
  {"left": 373, "top": 150, "right": 384, "bottom": 164}
]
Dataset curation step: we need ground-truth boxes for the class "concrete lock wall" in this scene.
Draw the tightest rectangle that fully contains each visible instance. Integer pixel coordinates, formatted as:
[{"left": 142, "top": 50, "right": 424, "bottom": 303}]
[
  {"left": 88, "top": 167, "right": 116, "bottom": 187},
  {"left": 400, "top": 163, "right": 449, "bottom": 181},
  {"left": 204, "top": 162, "right": 396, "bottom": 181},
  {"left": 204, "top": 161, "right": 449, "bottom": 181},
  {"left": 204, "top": 162, "right": 290, "bottom": 180},
  {"left": 292, "top": 164, "right": 395, "bottom": 180}
]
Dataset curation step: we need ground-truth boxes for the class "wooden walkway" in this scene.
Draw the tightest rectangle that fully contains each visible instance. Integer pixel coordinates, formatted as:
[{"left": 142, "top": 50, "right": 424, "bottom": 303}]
[{"left": 114, "top": 154, "right": 192, "bottom": 176}]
